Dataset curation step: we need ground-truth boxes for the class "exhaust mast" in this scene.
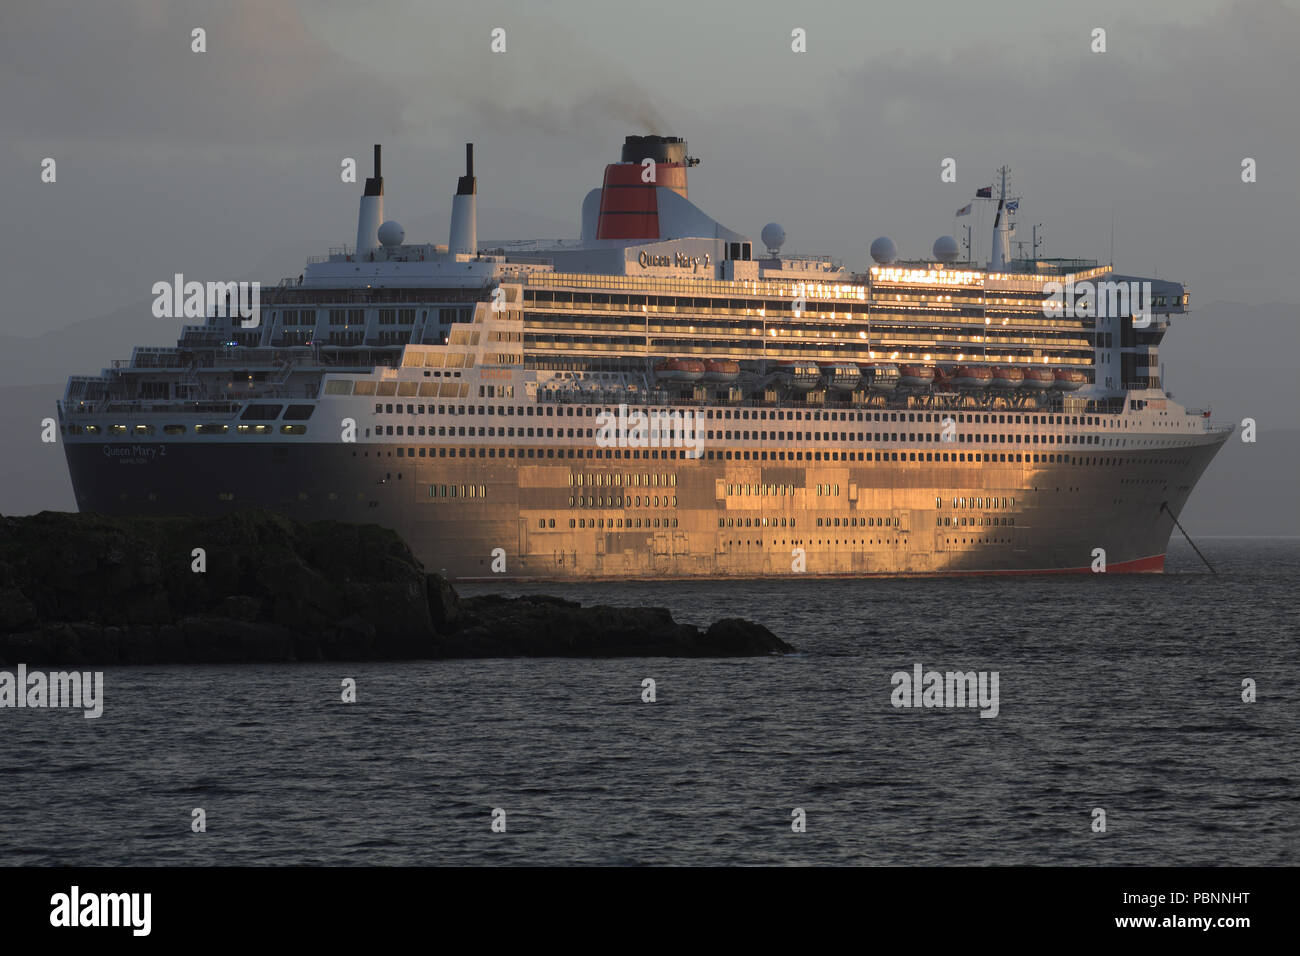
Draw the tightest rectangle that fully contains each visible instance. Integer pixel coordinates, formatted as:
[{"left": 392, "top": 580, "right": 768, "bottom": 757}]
[
  {"left": 355, "top": 144, "right": 384, "bottom": 257},
  {"left": 449, "top": 143, "right": 477, "bottom": 255}
]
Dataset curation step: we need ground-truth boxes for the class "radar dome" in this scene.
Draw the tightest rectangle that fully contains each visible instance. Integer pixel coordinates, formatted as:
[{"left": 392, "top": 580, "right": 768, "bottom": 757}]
[
  {"left": 870, "top": 236, "right": 898, "bottom": 264},
  {"left": 761, "top": 222, "right": 786, "bottom": 255},
  {"left": 933, "top": 235, "right": 960, "bottom": 263},
  {"left": 377, "top": 220, "right": 405, "bottom": 247}
]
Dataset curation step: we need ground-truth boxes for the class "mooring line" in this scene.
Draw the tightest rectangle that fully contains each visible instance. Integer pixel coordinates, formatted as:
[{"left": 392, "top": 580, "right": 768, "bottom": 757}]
[{"left": 1160, "top": 501, "right": 1216, "bottom": 574}]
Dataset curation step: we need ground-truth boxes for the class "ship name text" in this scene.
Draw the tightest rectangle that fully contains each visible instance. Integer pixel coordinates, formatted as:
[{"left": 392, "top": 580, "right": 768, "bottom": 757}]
[{"left": 638, "top": 251, "right": 711, "bottom": 273}]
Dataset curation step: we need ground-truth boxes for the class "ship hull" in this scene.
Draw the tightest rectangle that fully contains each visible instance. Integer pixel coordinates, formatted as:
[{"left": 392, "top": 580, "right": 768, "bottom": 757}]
[{"left": 65, "top": 431, "right": 1228, "bottom": 580}]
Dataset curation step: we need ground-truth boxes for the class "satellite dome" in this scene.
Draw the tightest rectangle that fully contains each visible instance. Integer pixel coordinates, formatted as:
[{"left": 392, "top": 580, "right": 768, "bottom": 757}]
[
  {"left": 760, "top": 222, "right": 786, "bottom": 255},
  {"left": 933, "top": 235, "right": 960, "bottom": 263},
  {"left": 377, "top": 220, "right": 405, "bottom": 246},
  {"left": 870, "top": 236, "right": 898, "bottom": 264}
]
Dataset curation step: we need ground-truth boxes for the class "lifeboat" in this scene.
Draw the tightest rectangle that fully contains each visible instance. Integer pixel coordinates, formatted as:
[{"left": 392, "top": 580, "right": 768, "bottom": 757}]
[
  {"left": 949, "top": 365, "right": 994, "bottom": 389},
  {"left": 702, "top": 358, "right": 740, "bottom": 383},
  {"left": 822, "top": 363, "right": 862, "bottom": 390},
  {"left": 653, "top": 358, "right": 705, "bottom": 382},
  {"left": 1052, "top": 369, "right": 1088, "bottom": 391},
  {"left": 990, "top": 367, "right": 1025, "bottom": 389},
  {"left": 776, "top": 361, "right": 821, "bottom": 390},
  {"left": 1022, "top": 368, "right": 1055, "bottom": 390},
  {"left": 898, "top": 364, "right": 936, "bottom": 388},
  {"left": 863, "top": 364, "right": 900, "bottom": 392}
]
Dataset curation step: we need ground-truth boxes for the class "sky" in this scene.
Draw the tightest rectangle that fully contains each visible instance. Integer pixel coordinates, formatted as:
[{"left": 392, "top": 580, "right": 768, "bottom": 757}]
[
  {"left": 2, "top": 0, "right": 1297, "bottom": 319},
  {"left": 0, "top": 0, "right": 1297, "bottom": 525}
]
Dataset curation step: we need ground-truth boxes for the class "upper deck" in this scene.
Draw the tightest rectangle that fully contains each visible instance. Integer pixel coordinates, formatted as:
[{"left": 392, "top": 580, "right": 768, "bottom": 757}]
[{"left": 60, "top": 135, "right": 1203, "bottom": 430}]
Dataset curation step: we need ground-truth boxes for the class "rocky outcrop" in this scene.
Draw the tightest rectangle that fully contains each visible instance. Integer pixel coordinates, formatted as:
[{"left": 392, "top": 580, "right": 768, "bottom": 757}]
[
  {"left": 444, "top": 593, "right": 787, "bottom": 658},
  {"left": 0, "top": 511, "right": 792, "bottom": 664}
]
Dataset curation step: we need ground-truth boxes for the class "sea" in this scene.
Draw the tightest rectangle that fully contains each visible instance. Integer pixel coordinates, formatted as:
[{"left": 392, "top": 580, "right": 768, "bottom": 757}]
[{"left": 1, "top": 538, "right": 1296, "bottom": 866}]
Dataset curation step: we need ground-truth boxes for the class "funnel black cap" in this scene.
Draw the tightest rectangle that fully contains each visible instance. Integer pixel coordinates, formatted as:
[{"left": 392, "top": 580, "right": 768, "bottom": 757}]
[{"left": 363, "top": 144, "right": 383, "bottom": 196}]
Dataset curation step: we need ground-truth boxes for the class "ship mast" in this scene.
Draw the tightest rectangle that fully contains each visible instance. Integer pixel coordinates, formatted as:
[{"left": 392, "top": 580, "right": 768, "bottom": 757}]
[{"left": 989, "top": 165, "right": 1011, "bottom": 271}]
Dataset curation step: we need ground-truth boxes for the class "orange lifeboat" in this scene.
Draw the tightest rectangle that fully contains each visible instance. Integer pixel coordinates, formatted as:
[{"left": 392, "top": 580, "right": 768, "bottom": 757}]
[
  {"left": 702, "top": 358, "right": 740, "bottom": 383},
  {"left": 949, "top": 365, "right": 994, "bottom": 389},
  {"left": 1022, "top": 368, "right": 1055, "bottom": 390},
  {"left": 653, "top": 358, "right": 705, "bottom": 382},
  {"left": 1052, "top": 369, "right": 1088, "bottom": 391},
  {"left": 990, "top": 367, "right": 1025, "bottom": 389},
  {"left": 898, "top": 364, "right": 935, "bottom": 387}
]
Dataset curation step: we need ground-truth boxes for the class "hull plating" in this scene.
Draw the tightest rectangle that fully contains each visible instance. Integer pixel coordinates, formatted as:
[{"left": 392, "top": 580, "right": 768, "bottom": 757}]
[{"left": 65, "top": 433, "right": 1227, "bottom": 581}]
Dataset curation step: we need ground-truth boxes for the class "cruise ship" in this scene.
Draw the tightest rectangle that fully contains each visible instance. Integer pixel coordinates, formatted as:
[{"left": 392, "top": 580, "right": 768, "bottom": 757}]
[{"left": 58, "top": 135, "right": 1231, "bottom": 578}]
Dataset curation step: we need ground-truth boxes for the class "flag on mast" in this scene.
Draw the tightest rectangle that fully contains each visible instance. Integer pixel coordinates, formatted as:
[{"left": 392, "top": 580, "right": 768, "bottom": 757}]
[
  {"left": 1006, "top": 199, "right": 1020, "bottom": 212},
  {"left": 975, "top": 186, "right": 993, "bottom": 198},
  {"left": 955, "top": 203, "right": 972, "bottom": 216}
]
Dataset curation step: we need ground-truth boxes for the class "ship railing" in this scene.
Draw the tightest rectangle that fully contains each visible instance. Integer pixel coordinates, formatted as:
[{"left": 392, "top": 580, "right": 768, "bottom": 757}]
[
  {"left": 182, "top": 352, "right": 305, "bottom": 369},
  {"left": 781, "top": 254, "right": 841, "bottom": 265},
  {"left": 112, "top": 356, "right": 186, "bottom": 371},
  {"left": 1181, "top": 409, "right": 1234, "bottom": 432},
  {"left": 528, "top": 388, "right": 1064, "bottom": 411},
  {"left": 63, "top": 399, "right": 244, "bottom": 417},
  {"left": 61, "top": 382, "right": 331, "bottom": 415}
]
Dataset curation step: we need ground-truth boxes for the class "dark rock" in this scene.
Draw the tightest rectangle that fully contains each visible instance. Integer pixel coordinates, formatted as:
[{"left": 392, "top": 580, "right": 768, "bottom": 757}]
[
  {"left": 43, "top": 624, "right": 86, "bottom": 665},
  {"left": 0, "top": 511, "right": 793, "bottom": 663},
  {"left": 445, "top": 596, "right": 792, "bottom": 658},
  {"left": 70, "top": 624, "right": 121, "bottom": 666},
  {"left": 702, "top": 618, "right": 788, "bottom": 655},
  {"left": 0, "top": 631, "right": 45, "bottom": 667},
  {"left": 327, "top": 614, "right": 377, "bottom": 660},
  {"left": 214, "top": 595, "right": 264, "bottom": 623},
  {"left": 0, "top": 587, "right": 38, "bottom": 632},
  {"left": 156, "top": 624, "right": 187, "bottom": 664},
  {"left": 426, "top": 573, "right": 460, "bottom": 631},
  {"left": 119, "top": 625, "right": 160, "bottom": 665}
]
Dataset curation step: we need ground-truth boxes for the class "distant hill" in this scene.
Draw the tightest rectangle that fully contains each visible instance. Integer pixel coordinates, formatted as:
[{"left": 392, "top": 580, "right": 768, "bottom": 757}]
[
  {"left": 0, "top": 384, "right": 76, "bottom": 514},
  {"left": 1175, "top": 427, "right": 1298, "bottom": 537}
]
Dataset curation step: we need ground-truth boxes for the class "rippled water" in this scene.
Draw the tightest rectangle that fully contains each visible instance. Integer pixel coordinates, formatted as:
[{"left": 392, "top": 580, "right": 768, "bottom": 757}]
[{"left": 1, "top": 538, "right": 1296, "bottom": 865}]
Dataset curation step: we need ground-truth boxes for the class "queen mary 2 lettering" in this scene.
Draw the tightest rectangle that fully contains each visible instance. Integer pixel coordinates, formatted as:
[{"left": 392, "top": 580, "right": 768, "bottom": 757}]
[{"left": 57, "top": 135, "right": 1231, "bottom": 579}]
